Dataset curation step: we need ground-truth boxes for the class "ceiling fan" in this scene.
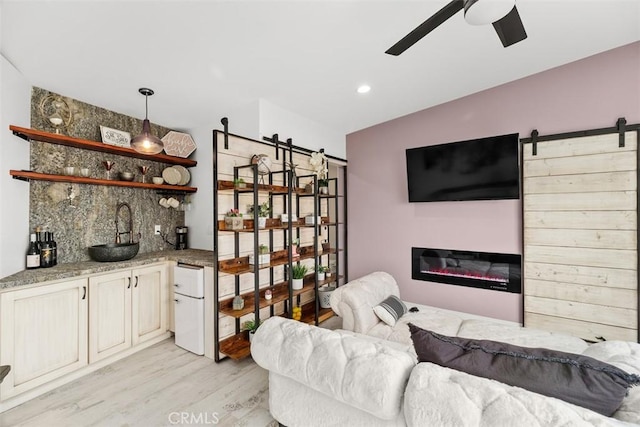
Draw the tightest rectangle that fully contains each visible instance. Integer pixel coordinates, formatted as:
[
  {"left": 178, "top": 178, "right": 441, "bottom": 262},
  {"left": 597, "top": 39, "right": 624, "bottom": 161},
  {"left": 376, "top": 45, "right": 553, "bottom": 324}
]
[{"left": 386, "top": 0, "right": 527, "bottom": 56}]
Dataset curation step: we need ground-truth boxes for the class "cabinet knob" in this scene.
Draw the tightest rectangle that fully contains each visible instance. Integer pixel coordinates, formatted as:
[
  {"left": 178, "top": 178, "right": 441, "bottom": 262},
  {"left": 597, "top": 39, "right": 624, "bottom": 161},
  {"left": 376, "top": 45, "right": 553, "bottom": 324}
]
[
  {"left": 174, "top": 299, "right": 180, "bottom": 303},
  {"left": 174, "top": 283, "right": 181, "bottom": 287}
]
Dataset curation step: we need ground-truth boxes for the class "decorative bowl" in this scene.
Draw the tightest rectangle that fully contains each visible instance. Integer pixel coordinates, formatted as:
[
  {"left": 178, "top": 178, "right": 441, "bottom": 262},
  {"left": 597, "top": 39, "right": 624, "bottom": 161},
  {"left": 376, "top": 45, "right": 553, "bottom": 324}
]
[
  {"left": 63, "top": 166, "right": 75, "bottom": 176},
  {"left": 152, "top": 176, "right": 164, "bottom": 185},
  {"left": 119, "top": 172, "right": 135, "bottom": 181}
]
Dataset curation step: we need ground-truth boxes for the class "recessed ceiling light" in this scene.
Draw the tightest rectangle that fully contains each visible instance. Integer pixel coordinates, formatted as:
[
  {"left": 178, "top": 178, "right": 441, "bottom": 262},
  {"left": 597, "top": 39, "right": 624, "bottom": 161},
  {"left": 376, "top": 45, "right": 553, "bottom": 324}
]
[{"left": 357, "top": 85, "right": 371, "bottom": 94}]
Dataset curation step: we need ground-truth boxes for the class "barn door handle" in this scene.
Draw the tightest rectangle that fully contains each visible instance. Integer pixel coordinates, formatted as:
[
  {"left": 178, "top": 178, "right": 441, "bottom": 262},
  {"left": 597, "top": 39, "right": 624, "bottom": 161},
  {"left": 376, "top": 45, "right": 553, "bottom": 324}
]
[
  {"left": 82, "top": 286, "right": 87, "bottom": 300},
  {"left": 134, "top": 276, "right": 139, "bottom": 288}
]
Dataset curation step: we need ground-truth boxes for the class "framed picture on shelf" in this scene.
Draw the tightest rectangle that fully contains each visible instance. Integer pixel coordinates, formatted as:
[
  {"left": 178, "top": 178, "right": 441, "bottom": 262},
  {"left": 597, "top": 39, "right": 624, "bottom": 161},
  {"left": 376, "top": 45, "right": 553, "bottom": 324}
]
[{"left": 100, "top": 125, "right": 131, "bottom": 148}]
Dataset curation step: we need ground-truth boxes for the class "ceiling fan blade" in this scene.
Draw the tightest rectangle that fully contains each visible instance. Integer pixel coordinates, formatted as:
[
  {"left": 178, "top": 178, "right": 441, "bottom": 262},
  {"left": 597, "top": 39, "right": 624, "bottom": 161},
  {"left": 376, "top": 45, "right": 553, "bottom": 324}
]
[
  {"left": 386, "top": 0, "right": 464, "bottom": 56},
  {"left": 492, "top": 5, "right": 527, "bottom": 47}
]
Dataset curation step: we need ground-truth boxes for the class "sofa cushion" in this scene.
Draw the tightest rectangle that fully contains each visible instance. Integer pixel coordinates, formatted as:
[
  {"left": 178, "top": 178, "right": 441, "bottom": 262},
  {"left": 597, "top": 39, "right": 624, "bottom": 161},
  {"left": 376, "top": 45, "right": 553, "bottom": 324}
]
[
  {"left": 330, "top": 271, "right": 400, "bottom": 334},
  {"left": 457, "top": 319, "right": 589, "bottom": 354},
  {"left": 374, "top": 295, "right": 407, "bottom": 326},
  {"left": 252, "top": 317, "right": 416, "bottom": 420},
  {"left": 405, "top": 362, "right": 633, "bottom": 427},
  {"left": 409, "top": 323, "right": 640, "bottom": 417}
]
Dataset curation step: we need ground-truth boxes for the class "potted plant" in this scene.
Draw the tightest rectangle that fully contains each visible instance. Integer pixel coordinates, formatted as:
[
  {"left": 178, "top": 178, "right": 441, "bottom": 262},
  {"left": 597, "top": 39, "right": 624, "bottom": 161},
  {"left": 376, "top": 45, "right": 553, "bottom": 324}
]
[
  {"left": 242, "top": 319, "right": 261, "bottom": 342},
  {"left": 318, "top": 178, "right": 329, "bottom": 195},
  {"left": 326, "top": 263, "right": 335, "bottom": 277},
  {"left": 317, "top": 265, "right": 328, "bottom": 281},
  {"left": 249, "top": 244, "right": 271, "bottom": 266},
  {"left": 233, "top": 177, "right": 246, "bottom": 189},
  {"left": 224, "top": 208, "right": 243, "bottom": 231},
  {"left": 248, "top": 201, "right": 270, "bottom": 229},
  {"left": 309, "top": 151, "right": 329, "bottom": 194},
  {"left": 291, "top": 264, "right": 307, "bottom": 290},
  {"left": 290, "top": 237, "right": 300, "bottom": 258}
]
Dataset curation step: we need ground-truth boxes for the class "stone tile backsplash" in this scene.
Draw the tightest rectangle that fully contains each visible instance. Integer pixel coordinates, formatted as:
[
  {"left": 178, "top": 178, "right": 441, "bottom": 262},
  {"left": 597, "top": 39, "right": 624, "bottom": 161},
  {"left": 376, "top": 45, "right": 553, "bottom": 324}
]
[{"left": 29, "top": 87, "right": 188, "bottom": 263}]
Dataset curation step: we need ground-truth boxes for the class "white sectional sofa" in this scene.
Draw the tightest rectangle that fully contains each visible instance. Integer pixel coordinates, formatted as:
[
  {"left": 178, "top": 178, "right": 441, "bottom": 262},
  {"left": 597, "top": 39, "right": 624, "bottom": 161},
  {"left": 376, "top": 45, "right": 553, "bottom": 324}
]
[{"left": 251, "top": 272, "right": 640, "bottom": 427}]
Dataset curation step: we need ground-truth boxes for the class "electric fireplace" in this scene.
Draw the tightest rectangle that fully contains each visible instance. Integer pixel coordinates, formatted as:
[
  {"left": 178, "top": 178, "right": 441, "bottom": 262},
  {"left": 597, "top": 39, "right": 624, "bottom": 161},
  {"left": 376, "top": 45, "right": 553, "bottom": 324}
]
[{"left": 411, "top": 247, "right": 521, "bottom": 293}]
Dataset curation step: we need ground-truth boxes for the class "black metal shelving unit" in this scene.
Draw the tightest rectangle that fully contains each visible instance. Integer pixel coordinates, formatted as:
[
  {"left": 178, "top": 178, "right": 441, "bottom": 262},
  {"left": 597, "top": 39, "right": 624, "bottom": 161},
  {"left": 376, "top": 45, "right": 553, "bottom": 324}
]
[{"left": 212, "top": 126, "right": 348, "bottom": 362}]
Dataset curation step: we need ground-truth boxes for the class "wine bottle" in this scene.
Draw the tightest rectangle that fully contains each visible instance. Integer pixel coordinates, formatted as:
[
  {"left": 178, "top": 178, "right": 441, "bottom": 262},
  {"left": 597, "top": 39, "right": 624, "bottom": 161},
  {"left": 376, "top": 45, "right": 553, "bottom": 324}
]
[
  {"left": 40, "top": 232, "right": 54, "bottom": 268},
  {"left": 26, "top": 233, "right": 40, "bottom": 269},
  {"left": 50, "top": 231, "right": 58, "bottom": 266}
]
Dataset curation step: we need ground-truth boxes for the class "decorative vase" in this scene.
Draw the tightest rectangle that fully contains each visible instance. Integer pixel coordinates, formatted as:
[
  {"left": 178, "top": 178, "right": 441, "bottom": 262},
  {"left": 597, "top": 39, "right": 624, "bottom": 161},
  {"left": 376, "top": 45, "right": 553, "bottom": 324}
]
[
  {"left": 319, "top": 186, "right": 329, "bottom": 195},
  {"left": 225, "top": 216, "right": 243, "bottom": 231},
  {"left": 292, "top": 278, "right": 304, "bottom": 290},
  {"left": 249, "top": 330, "right": 255, "bottom": 342},
  {"left": 291, "top": 244, "right": 300, "bottom": 258},
  {"left": 318, "top": 285, "right": 336, "bottom": 308},
  {"left": 257, "top": 217, "right": 267, "bottom": 229},
  {"left": 317, "top": 272, "right": 325, "bottom": 281},
  {"left": 316, "top": 239, "right": 323, "bottom": 254}
]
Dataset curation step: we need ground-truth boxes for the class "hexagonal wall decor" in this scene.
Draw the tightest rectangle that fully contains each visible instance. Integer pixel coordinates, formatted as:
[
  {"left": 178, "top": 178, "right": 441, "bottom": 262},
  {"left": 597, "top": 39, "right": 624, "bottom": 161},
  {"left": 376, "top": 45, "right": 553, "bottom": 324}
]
[{"left": 161, "top": 131, "right": 197, "bottom": 158}]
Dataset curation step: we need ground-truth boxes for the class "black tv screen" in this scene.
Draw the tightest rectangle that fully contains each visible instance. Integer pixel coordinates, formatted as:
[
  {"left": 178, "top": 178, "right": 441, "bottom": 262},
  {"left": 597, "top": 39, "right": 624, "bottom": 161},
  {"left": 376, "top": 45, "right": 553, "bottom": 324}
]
[{"left": 406, "top": 133, "right": 520, "bottom": 202}]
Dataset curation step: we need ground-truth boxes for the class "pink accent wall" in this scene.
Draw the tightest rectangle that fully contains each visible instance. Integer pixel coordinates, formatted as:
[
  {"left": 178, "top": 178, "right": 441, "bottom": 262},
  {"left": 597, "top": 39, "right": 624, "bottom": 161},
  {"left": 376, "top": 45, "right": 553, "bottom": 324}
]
[{"left": 346, "top": 42, "right": 640, "bottom": 323}]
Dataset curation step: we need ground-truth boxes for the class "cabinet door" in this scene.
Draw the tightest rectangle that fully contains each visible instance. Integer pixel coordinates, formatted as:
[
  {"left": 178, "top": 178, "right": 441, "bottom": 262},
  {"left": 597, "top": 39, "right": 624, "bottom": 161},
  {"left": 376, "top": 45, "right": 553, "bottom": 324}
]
[
  {"left": 132, "top": 264, "right": 167, "bottom": 345},
  {"left": 88, "top": 270, "right": 132, "bottom": 363},
  {"left": 0, "top": 279, "right": 88, "bottom": 399}
]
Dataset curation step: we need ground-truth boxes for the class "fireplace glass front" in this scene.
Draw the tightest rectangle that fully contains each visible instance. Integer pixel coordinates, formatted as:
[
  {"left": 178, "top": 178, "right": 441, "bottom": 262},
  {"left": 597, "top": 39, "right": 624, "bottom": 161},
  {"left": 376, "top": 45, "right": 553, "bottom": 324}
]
[{"left": 411, "top": 247, "right": 521, "bottom": 293}]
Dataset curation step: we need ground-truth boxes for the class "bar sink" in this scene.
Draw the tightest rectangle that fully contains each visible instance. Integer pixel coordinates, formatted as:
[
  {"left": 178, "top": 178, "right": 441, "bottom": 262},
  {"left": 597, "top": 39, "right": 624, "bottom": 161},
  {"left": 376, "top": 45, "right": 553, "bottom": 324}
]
[{"left": 88, "top": 242, "right": 139, "bottom": 262}]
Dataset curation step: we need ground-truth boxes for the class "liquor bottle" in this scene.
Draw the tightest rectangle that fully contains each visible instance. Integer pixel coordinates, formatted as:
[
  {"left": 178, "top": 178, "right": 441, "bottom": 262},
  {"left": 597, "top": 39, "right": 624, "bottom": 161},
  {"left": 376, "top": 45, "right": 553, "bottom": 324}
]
[
  {"left": 49, "top": 231, "right": 58, "bottom": 265},
  {"left": 34, "top": 226, "right": 43, "bottom": 251},
  {"left": 26, "top": 233, "right": 40, "bottom": 269},
  {"left": 40, "top": 232, "right": 54, "bottom": 268}
]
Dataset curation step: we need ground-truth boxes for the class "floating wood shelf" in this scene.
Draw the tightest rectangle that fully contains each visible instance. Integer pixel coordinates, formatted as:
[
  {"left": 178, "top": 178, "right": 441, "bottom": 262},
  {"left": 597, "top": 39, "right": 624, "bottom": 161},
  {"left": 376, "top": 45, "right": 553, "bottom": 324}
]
[
  {"left": 10, "top": 125, "right": 197, "bottom": 167},
  {"left": 10, "top": 170, "right": 198, "bottom": 193}
]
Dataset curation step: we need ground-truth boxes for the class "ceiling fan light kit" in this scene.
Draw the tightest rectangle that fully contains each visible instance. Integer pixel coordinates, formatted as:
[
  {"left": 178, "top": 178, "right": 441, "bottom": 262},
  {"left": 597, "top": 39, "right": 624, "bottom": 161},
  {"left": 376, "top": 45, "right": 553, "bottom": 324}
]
[
  {"left": 463, "top": 0, "right": 515, "bottom": 25},
  {"left": 386, "top": 0, "right": 526, "bottom": 56},
  {"left": 130, "top": 87, "right": 164, "bottom": 155}
]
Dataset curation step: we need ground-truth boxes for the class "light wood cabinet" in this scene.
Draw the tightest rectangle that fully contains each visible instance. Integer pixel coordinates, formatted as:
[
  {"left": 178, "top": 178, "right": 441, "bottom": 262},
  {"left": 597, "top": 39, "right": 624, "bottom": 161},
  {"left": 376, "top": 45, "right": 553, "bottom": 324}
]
[
  {"left": 0, "top": 279, "right": 88, "bottom": 399},
  {"left": 88, "top": 270, "right": 132, "bottom": 362},
  {"left": 89, "top": 264, "right": 167, "bottom": 363},
  {"left": 132, "top": 264, "right": 168, "bottom": 345}
]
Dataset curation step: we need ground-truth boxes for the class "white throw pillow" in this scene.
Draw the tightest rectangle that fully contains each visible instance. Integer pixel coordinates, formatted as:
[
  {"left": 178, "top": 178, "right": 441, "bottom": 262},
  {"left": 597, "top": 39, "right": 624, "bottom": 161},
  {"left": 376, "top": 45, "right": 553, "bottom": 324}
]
[{"left": 373, "top": 295, "right": 408, "bottom": 326}]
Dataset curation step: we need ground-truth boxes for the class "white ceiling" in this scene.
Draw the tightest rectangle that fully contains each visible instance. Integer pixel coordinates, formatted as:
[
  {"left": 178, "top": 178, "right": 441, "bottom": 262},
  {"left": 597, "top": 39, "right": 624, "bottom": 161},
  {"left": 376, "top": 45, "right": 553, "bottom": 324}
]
[{"left": 1, "top": 0, "right": 639, "bottom": 136}]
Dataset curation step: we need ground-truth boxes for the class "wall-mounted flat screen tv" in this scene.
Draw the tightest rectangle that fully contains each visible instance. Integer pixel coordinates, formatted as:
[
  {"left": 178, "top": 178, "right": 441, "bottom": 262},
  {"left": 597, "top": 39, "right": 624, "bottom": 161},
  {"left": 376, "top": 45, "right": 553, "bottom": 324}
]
[{"left": 406, "top": 133, "right": 520, "bottom": 202}]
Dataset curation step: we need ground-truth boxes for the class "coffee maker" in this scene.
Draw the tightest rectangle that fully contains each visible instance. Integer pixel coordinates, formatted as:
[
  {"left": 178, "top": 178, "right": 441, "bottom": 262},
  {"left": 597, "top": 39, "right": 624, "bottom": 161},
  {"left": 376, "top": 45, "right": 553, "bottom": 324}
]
[{"left": 175, "top": 226, "right": 188, "bottom": 250}]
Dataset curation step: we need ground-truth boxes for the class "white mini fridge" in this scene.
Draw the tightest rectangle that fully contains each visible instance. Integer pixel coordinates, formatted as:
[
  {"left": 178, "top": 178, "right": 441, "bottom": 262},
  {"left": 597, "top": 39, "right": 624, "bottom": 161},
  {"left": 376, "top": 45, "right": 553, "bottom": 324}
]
[{"left": 174, "top": 264, "right": 205, "bottom": 355}]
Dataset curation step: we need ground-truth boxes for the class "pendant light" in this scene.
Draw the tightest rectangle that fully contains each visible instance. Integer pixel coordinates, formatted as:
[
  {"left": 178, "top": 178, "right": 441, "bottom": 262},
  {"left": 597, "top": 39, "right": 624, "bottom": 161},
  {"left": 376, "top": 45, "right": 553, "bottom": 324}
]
[
  {"left": 464, "top": 0, "right": 515, "bottom": 25},
  {"left": 130, "top": 88, "right": 164, "bottom": 155}
]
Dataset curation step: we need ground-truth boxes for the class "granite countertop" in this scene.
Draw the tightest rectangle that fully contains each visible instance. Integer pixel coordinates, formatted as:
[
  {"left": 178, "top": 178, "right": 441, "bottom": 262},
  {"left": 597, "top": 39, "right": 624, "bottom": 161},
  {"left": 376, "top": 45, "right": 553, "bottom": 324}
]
[{"left": 0, "top": 249, "right": 215, "bottom": 290}]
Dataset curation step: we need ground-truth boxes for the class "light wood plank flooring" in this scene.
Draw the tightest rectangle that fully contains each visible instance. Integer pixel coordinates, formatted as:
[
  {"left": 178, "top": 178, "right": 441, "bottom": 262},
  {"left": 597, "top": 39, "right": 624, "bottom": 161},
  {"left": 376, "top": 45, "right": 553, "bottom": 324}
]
[
  {"left": 0, "top": 317, "right": 342, "bottom": 427},
  {"left": 0, "top": 340, "right": 277, "bottom": 427}
]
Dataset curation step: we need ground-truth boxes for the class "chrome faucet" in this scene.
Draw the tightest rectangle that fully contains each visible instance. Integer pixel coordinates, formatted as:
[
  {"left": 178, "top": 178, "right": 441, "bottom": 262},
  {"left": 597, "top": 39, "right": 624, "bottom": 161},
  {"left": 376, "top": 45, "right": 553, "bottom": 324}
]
[{"left": 115, "top": 202, "right": 134, "bottom": 244}]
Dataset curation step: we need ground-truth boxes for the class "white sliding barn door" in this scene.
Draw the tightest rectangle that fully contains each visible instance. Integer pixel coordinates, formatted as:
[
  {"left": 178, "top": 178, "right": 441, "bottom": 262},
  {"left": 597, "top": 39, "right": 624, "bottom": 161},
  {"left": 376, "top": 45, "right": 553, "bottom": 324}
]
[{"left": 523, "top": 131, "right": 638, "bottom": 342}]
